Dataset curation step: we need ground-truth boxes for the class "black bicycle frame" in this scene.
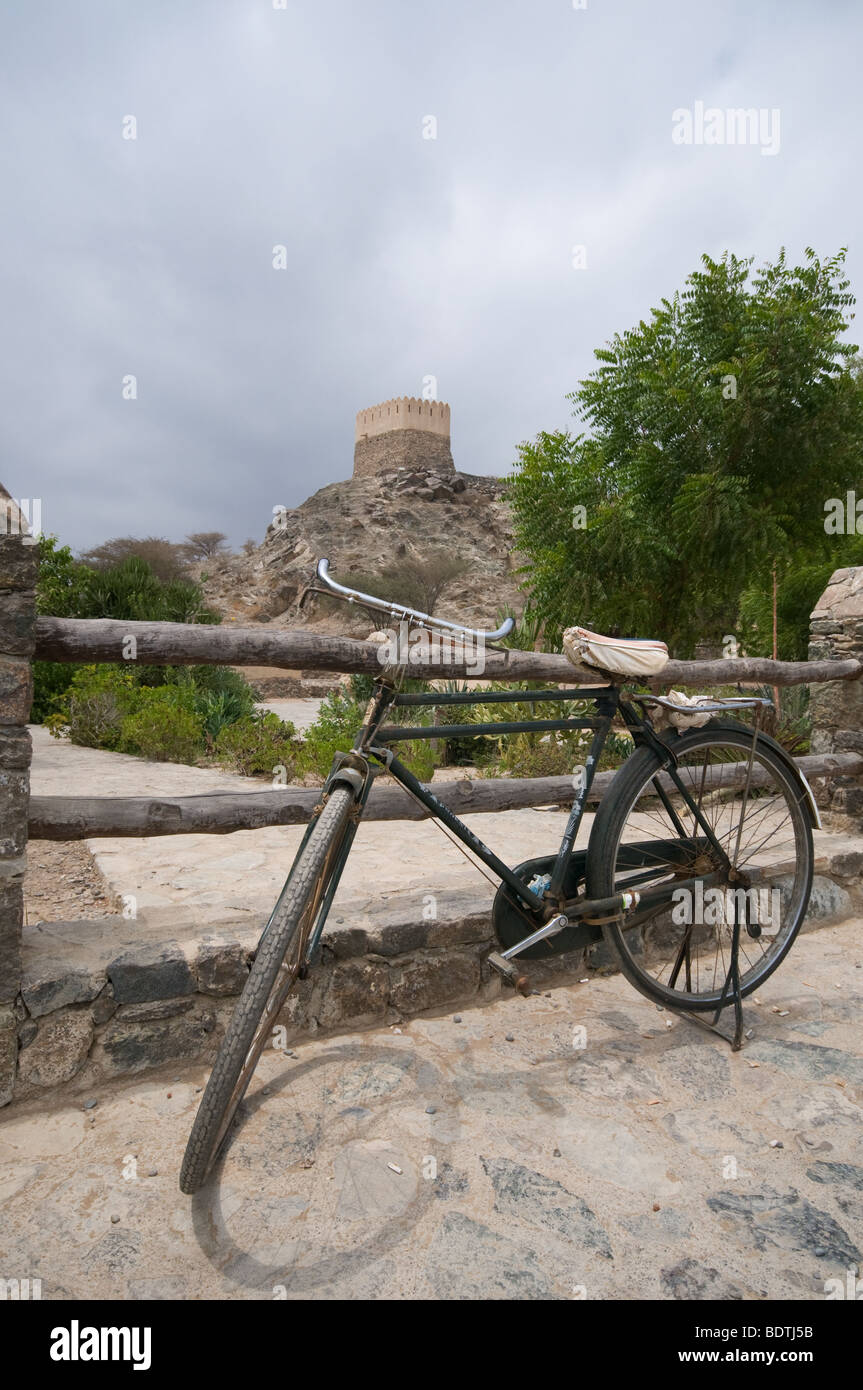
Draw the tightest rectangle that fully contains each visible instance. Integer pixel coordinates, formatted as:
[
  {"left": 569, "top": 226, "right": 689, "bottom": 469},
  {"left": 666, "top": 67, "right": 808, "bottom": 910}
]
[
  {"left": 336, "top": 676, "right": 741, "bottom": 928},
  {"left": 335, "top": 680, "right": 625, "bottom": 913}
]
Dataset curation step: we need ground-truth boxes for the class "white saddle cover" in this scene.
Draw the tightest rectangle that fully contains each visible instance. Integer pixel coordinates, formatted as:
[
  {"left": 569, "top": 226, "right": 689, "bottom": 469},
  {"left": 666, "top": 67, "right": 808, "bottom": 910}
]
[{"left": 563, "top": 625, "right": 669, "bottom": 679}]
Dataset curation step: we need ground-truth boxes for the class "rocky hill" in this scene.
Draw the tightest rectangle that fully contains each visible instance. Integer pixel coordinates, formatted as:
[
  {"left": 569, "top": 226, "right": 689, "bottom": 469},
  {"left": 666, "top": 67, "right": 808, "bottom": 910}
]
[{"left": 198, "top": 463, "right": 525, "bottom": 645}]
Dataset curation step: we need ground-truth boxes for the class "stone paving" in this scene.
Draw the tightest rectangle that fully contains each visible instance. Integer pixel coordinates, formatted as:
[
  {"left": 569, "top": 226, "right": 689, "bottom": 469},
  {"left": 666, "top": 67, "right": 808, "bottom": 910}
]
[{"left": 1, "top": 914, "right": 861, "bottom": 1300}]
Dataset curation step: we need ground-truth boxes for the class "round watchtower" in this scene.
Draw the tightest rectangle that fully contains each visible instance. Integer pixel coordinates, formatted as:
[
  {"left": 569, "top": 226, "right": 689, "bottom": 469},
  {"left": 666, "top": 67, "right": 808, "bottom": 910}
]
[{"left": 353, "top": 397, "right": 454, "bottom": 479}]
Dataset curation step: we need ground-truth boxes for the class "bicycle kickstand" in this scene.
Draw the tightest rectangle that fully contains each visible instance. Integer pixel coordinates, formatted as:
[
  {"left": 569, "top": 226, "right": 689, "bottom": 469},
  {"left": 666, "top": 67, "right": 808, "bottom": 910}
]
[{"left": 663, "top": 913, "right": 747, "bottom": 1050}]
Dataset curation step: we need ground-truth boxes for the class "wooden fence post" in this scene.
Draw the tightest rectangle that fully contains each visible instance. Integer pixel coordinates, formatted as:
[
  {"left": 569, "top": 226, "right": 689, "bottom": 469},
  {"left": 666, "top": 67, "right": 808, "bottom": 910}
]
[{"left": 0, "top": 490, "right": 38, "bottom": 1104}]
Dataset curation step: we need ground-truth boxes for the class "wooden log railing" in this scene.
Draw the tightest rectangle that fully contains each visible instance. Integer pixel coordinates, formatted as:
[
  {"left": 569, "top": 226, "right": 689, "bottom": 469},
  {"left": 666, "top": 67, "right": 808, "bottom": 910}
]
[
  {"left": 28, "top": 747, "right": 863, "bottom": 843},
  {"left": 32, "top": 616, "right": 863, "bottom": 689}
]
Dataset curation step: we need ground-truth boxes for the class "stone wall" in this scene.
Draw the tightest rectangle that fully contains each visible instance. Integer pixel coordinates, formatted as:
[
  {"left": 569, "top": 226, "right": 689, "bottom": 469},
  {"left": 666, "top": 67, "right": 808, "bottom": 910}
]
[
  {"left": 809, "top": 566, "right": 863, "bottom": 825},
  {"left": 353, "top": 429, "right": 455, "bottom": 479},
  {"left": 8, "top": 852, "right": 862, "bottom": 1103},
  {"left": 0, "top": 502, "right": 37, "bottom": 1105}
]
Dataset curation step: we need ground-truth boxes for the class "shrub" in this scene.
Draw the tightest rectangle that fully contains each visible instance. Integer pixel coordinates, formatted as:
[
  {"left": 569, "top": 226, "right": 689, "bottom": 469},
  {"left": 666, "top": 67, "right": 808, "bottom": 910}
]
[
  {"left": 31, "top": 539, "right": 222, "bottom": 723},
  {"left": 167, "top": 665, "right": 258, "bottom": 740},
  {"left": 214, "top": 711, "right": 299, "bottom": 777},
  {"left": 492, "top": 737, "right": 580, "bottom": 780},
  {"left": 52, "top": 665, "right": 137, "bottom": 749},
  {"left": 294, "top": 690, "right": 365, "bottom": 779},
  {"left": 119, "top": 686, "right": 204, "bottom": 763},
  {"left": 296, "top": 688, "right": 436, "bottom": 782}
]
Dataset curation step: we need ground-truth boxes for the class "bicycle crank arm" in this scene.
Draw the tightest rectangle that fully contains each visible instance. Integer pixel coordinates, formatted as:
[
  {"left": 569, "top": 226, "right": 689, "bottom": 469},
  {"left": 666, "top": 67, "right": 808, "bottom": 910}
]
[
  {"left": 487, "top": 914, "right": 571, "bottom": 996},
  {"left": 501, "top": 913, "right": 571, "bottom": 959}
]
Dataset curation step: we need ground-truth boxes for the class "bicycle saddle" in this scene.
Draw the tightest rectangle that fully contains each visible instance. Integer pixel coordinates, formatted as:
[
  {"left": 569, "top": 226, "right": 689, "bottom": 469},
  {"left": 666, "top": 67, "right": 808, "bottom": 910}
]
[{"left": 562, "top": 624, "right": 669, "bottom": 678}]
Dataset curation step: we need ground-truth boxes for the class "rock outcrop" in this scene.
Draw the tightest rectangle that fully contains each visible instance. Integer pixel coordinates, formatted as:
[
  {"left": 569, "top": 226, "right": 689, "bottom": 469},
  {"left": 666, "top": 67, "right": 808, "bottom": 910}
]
[{"left": 198, "top": 464, "right": 524, "bottom": 638}]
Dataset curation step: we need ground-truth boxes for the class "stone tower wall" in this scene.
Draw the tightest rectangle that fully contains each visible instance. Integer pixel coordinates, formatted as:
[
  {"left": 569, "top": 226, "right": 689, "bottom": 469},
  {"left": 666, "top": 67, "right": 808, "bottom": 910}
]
[{"left": 353, "top": 397, "right": 454, "bottom": 478}]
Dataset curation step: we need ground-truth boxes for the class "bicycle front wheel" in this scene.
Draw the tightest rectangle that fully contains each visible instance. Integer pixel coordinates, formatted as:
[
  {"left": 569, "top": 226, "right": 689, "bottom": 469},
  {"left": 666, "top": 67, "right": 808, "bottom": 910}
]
[
  {"left": 585, "top": 723, "right": 813, "bottom": 1012},
  {"left": 180, "top": 785, "right": 355, "bottom": 1194}
]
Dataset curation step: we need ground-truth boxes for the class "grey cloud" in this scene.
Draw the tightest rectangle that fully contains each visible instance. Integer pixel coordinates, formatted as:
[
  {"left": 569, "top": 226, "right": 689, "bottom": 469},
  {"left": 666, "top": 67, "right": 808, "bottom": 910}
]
[{"left": 0, "top": 0, "right": 859, "bottom": 550}]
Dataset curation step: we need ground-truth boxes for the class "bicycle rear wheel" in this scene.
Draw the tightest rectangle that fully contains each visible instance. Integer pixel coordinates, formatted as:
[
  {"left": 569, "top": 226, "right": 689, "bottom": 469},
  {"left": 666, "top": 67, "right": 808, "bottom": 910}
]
[
  {"left": 180, "top": 785, "right": 355, "bottom": 1194},
  {"left": 585, "top": 723, "right": 813, "bottom": 1012}
]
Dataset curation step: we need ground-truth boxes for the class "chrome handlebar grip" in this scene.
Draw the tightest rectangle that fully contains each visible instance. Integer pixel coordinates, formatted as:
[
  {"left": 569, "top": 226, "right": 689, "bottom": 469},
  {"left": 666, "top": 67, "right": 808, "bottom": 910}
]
[{"left": 315, "top": 557, "right": 516, "bottom": 643}]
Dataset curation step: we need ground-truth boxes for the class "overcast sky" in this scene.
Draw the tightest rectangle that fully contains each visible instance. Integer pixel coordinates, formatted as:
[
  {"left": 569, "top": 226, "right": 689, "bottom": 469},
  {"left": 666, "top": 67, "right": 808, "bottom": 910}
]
[{"left": 1, "top": 0, "right": 859, "bottom": 553}]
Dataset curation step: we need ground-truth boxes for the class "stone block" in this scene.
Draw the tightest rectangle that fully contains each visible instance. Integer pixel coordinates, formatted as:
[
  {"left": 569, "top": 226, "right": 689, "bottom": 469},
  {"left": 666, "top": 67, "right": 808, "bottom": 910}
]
[
  {"left": 0, "top": 877, "right": 23, "bottom": 1002},
  {"left": 0, "top": 659, "right": 33, "bottom": 724},
  {"left": 388, "top": 952, "right": 478, "bottom": 1015},
  {"left": 195, "top": 941, "right": 251, "bottom": 996},
  {"left": 107, "top": 944, "right": 195, "bottom": 1003},
  {"left": 0, "top": 591, "right": 37, "bottom": 655},
  {"left": 0, "top": 1003, "right": 16, "bottom": 1106},
  {"left": 20, "top": 960, "right": 106, "bottom": 1017},
  {"left": 0, "top": 534, "right": 39, "bottom": 589},
  {"left": 17, "top": 1006, "right": 94, "bottom": 1089},
  {"left": 91, "top": 984, "right": 117, "bottom": 1026},
  {"left": 316, "top": 959, "right": 390, "bottom": 1028},
  {"left": 0, "top": 725, "right": 31, "bottom": 772},
  {"left": 367, "top": 918, "right": 430, "bottom": 958},
  {"left": 98, "top": 1004, "right": 224, "bottom": 1076},
  {"left": 0, "top": 767, "right": 29, "bottom": 859}
]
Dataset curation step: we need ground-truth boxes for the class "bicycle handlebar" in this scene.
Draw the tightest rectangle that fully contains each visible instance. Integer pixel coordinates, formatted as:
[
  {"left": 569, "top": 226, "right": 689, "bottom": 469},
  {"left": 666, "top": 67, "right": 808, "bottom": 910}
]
[{"left": 315, "top": 557, "right": 516, "bottom": 643}]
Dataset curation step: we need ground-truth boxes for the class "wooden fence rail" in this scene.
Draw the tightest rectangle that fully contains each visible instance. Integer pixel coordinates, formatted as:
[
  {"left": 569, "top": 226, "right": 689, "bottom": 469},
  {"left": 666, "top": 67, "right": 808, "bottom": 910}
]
[
  {"left": 32, "top": 616, "right": 863, "bottom": 688},
  {"left": 27, "top": 753, "right": 863, "bottom": 840}
]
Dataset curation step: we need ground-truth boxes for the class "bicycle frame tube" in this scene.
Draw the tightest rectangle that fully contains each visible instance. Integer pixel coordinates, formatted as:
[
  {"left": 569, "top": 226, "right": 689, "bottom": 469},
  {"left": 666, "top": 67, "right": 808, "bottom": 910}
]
[
  {"left": 371, "top": 747, "right": 548, "bottom": 908},
  {"left": 344, "top": 679, "right": 739, "bottom": 921},
  {"left": 354, "top": 679, "right": 623, "bottom": 913}
]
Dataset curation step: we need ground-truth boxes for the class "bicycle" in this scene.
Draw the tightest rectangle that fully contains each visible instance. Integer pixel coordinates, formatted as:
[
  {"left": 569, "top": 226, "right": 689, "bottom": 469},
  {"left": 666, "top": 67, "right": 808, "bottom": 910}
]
[{"left": 179, "top": 559, "right": 818, "bottom": 1193}]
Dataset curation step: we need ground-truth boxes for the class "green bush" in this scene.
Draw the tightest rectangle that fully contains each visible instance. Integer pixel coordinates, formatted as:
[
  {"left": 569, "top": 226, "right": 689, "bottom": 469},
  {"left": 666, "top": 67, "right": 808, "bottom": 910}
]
[
  {"left": 296, "top": 688, "right": 436, "bottom": 782},
  {"left": 50, "top": 665, "right": 137, "bottom": 749},
  {"left": 30, "top": 661, "right": 81, "bottom": 724},
  {"left": 492, "top": 737, "right": 581, "bottom": 780},
  {"left": 294, "top": 689, "right": 366, "bottom": 779},
  {"left": 168, "top": 665, "right": 258, "bottom": 740},
  {"left": 31, "top": 538, "right": 222, "bottom": 723},
  {"left": 118, "top": 686, "right": 204, "bottom": 763},
  {"left": 214, "top": 711, "right": 299, "bottom": 777}
]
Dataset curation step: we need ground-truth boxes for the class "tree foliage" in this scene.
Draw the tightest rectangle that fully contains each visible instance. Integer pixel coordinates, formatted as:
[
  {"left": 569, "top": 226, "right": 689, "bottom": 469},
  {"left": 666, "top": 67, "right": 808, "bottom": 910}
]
[
  {"left": 508, "top": 249, "right": 863, "bottom": 656},
  {"left": 79, "top": 535, "right": 195, "bottom": 584}
]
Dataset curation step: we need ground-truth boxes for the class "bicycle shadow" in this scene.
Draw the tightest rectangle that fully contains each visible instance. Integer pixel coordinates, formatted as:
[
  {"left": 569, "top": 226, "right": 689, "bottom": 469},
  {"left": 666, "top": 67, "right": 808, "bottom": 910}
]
[{"left": 188, "top": 1039, "right": 458, "bottom": 1295}]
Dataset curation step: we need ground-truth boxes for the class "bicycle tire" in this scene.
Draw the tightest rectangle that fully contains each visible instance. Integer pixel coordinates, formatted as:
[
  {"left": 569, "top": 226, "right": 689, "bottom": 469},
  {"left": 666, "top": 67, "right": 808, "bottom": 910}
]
[
  {"left": 585, "top": 723, "right": 813, "bottom": 1012},
  {"left": 180, "top": 785, "right": 355, "bottom": 1194}
]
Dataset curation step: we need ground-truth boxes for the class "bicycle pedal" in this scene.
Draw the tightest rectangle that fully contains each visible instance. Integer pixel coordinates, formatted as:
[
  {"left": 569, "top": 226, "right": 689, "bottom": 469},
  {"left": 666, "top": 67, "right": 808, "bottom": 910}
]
[
  {"left": 487, "top": 951, "right": 519, "bottom": 985},
  {"left": 488, "top": 952, "right": 532, "bottom": 997}
]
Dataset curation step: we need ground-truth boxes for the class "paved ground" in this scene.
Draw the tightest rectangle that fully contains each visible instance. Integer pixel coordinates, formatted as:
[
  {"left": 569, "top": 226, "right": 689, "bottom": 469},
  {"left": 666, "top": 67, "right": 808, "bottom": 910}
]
[
  {"left": 26, "top": 720, "right": 863, "bottom": 938},
  {"left": 261, "top": 697, "right": 323, "bottom": 732},
  {"left": 1, "top": 915, "right": 861, "bottom": 1300}
]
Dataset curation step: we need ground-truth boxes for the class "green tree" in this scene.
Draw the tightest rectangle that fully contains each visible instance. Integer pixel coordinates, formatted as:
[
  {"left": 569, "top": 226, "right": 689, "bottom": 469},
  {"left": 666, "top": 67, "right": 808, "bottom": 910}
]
[
  {"left": 80, "top": 535, "right": 194, "bottom": 583},
  {"left": 508, "top": 249, "right": 863, "bottom": 655}
]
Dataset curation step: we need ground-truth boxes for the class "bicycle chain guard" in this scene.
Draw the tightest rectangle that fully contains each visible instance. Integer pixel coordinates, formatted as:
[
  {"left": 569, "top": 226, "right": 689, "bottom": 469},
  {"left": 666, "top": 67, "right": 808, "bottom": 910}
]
[{"left": 491, "top": 852, "right": 602, "bottom": 960}]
